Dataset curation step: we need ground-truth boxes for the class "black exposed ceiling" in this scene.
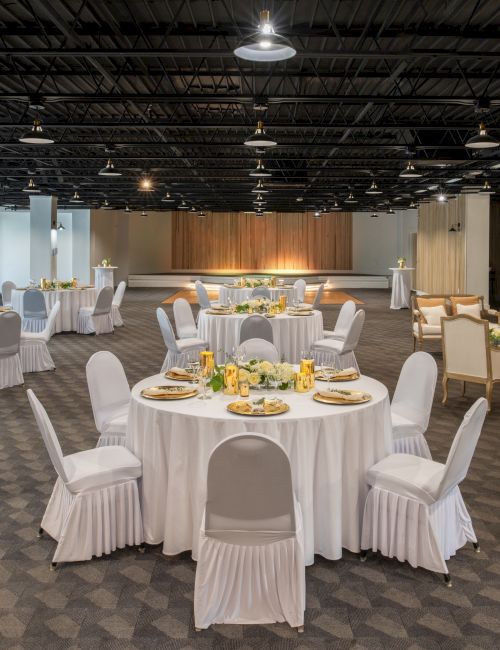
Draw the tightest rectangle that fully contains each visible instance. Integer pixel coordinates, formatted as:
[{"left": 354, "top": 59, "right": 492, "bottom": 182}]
[{"left": 0, "top": 0, "right": 499, "bottom": 213}]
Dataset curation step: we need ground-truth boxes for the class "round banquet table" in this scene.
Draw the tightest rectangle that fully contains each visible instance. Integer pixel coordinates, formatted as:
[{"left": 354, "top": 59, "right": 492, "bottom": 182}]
[
  {"left": 127, "top": 373, "right": 392, "bottom": 565},
  {"left": 219, "top": 285, "right": 296, "bottom": 304},
  {"left": 198, "top": 309, "right": 323, "bottom": 364},
  {"left": 11, "top": 288, "right": 98, "bottom": 333}
]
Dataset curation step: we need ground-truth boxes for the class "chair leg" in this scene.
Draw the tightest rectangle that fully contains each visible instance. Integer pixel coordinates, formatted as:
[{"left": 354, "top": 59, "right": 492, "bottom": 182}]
[
  {"left": 462, "top": 381, "right": 466, "bottom": 396},
  {"left": 359, "top": 550, "right": 368, "bottom": 562},
  {"left": 137, "top": 543, "right": 146, "bottom": 554},
  {"left": 297, "top": 625, "right": 304, "bottom": 634},
  {"left": 50, "top": 562, "right": 58, "bottom": 571},
  {"left": 473, "top": 542, "right": 481, "bottom": 553},
  {"left": 413, "top": 337, "right": 416, "bottom": 352},
  {"left": 37, "top": 527, "right": 44, "bottom": 538},
  {"left": 486, "top": 381, "right": 493, "bottom": 412},
  {"left": 442, "top": 375, "right": 448, "bottom": 405},
  {"left": 195, "top": 627, "right": 203, "bottom": 632},
  {"left": 443, "top": 573, "right": 452, "bottom": 588}
]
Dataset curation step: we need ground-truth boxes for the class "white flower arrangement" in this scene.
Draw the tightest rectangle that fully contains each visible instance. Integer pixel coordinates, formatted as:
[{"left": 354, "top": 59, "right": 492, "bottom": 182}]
[{"left": 490, "top": 327, "right": 500, "bottom": 347}]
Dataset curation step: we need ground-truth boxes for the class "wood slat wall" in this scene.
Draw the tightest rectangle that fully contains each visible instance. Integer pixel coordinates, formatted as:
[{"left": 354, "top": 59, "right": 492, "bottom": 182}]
[
  {"left": 171, "top": 211, "right": 352, "bottom": 271},
  {"left": 416, "top": 197, "right": 465, "bottom": 294}
]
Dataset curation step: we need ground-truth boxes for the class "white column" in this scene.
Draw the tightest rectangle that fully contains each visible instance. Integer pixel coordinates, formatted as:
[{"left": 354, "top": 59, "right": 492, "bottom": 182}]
[
  {"left": 29, "top": 195, "right": 57, "bottom": 281},
  {"left": 463, "top": 194, "right": 490, "bottom": 306}
]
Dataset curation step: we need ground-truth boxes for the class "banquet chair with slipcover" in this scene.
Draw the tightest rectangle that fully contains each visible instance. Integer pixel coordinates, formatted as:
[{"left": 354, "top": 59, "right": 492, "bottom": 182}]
[
  {"left": 195, "top": 280, "right": 216, "bottom": 310},
  {"left": 323, "top": 299, "right": 356, "bottom": 340},
  {"left": 28, "top": 389, "right": 143, "bottom": 566},
  {"left": 239, "top": 314, "right": 273, "bottom": 345},
  {"left": 311, "top": 309, "right": 365, "bottom": 372},
  {"left": 173, "top": 298, "right": 198, "bottom": 339},
  {"left": 20, "top": 300, "right": 60, "bottom": 373},
  {"left": 112, "top": 281, "right": 126, "bottom": 327},
  {"left": 77, "top": 286, "right": 114, "bottom": 335},
  {"left": 0, "top": 311, "right": 23, "bottom": 389},
  {"left": 361, "top": 397, "right": 487, "bottom": 585},
  {"left": 251, "top": 286, "right": 271, "bottom": 299},
  {"left": 22, "top": 288, "right": 48, "bottom": 333},
  {"left": 86, "top": 351, "right": 130, "bottom": 447},
  {"left": 391, "top": 351, "right": 437, "bottom": 458},
  {"left": 294, "top": 279, "right": 306, "bottom": 303},
  {"left": 236, "top": 338, "right": 280, "bottom": 364},
  {"left": 194, "top": 433, "right": 305, "bottom": 631},
  {"left": 1, "top": 280, "right": 15, "bottom": 308},
  {"left": 157, "top": 307, "right": 207, "bottom": 372},
  {"left": 312, "top": 283, "right": 325, "bottom": 309}
]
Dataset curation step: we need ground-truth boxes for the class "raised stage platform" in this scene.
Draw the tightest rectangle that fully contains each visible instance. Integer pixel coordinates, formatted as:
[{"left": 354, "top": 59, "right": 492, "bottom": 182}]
[{"left": 128, "top": 272, "right": 389, "bottom": 290}]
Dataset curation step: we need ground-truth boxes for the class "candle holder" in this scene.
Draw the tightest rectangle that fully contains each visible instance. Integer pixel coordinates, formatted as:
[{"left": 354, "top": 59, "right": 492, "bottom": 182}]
[
  {"left": 200, "top": 351, "right": 214, "bottom": 373},
  {"left": 294, "top": 372, "right": 309, "bottom": 392},
  {"left": 279, "top": 295, "right": 287, "bottom": 312},
  {"left": 224, "top": 363, "right": 239, "bottom": 395},
  {"left": 300, "top": 357, "right": 315, "bottom": 390}
]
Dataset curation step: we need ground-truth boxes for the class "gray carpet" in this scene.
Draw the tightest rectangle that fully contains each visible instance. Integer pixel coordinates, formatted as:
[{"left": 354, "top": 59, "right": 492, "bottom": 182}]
[{"left": 1, "top": 288, "right": 499, "bottom": 649}]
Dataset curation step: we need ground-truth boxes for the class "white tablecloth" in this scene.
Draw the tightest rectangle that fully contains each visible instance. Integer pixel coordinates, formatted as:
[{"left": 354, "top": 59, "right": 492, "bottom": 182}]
[
  {"left": 198, "top": 309, "right": 324, "bottom": 363},
  {"left": 11, "top": 288, "right": 98, "bottom": 333},
  {"left": 127, "top": 373, "right": 391, "bottom": 565},
  {"left": 218, "top": 286, "right": 296, "bottom": 304},
  {"left": 389, "top": 268, "right": 414, "bottom": 310}
]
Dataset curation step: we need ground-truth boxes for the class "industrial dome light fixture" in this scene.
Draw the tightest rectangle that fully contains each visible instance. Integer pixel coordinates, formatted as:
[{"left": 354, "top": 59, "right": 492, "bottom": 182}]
[
  {"left": 57, "top": 221, "right": 65, "bottom": 231},
  {"left": 101, "top": 198, "right": 114, "bottom": 210},
  {"left": 138, "top": 175, "right": 154, "bottom": 192},
  {"left": 480, "top": 179, "right": 495, "bottom": 194},
  {"left": 22, "top": 177, "right": 41, "bottom": 193},
  {"left": 140, "top": 209, "right": 148, "bottom": 218},
  {"left": 345, "top": 191, "right": 358, "bottom": 204},
  {"left": 370, "top": 212, "right": 379, "bottom": 218},
  {"left": 161, "top": 191, "right": 175, "bottom": 202},
  {"left": 313, "top": 210, "right": 321, "bottom": 219},
  {"left": 178, "top": 199, "right": 189, "bottom": 210},
  {"left": 19, "top": 117, "right": 54, "bottom": 145},
  {"left": 99, "top": 158, "right": 122, "bottom": 176},
  {"left": 465, "top": 123, "right": 499, "bottom": 149},
  {"left": 399, "top": 161, "right": 422, "bottom": 178},
  {"left": 70, "top": 190, "right": 83, "bottom": 203},
  {"left": 234, "top": 9, "right": 296, "bottom": 62},
  {"left": 244, "top": 121, "right": 277, "bottom": 148},
  {"left": 251, "top": 179, "right": 270, "bottom": 193},
  {"left": 331, "top": 200, "right": 342, "bottom": 211},
  {"left": 249, "top": 160, "right": 272, "bottom": 177},
  {"left": 366, "top": 180, "right": 382, "bottom": 195},
  {"left": 197, "top": 210, "right": 206, "bottom": 218},
  {"left": 189, "top": 206, "right": 197, "bottom": 213}
]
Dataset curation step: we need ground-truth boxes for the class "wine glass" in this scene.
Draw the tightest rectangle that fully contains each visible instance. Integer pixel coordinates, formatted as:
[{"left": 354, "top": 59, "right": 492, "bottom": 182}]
[
  {"left": 320, "top": 353, "right": 338, "bottom": 391},
  {"left": 186, "top": 351, "right": 201, "bottom": 383},
  {"left": 198, "top": 367, "right": 213, "bottom": 400}
]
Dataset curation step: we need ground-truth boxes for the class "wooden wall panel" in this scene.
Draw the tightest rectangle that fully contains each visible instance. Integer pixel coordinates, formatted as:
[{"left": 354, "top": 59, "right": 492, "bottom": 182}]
[
  {"left": 490, "top": 200, "right": 500, "bottom": 306},
  {"left": 171, "top": 211, "right": 352, "bottom": 271}
]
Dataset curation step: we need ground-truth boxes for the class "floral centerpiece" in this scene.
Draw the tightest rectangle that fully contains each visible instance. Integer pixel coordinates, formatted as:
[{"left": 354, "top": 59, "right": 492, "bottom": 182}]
[
  {"left": 234, "top": 297, "right": 279, "bottom": 314},
  {"left": 490, "top": 327, "right": 500, "bottom": 348},
  {"left": 209, "top": 359, "right": 295, "bottom": 392},
  {"left": 236, "top": 277, "right": 273, "bottom": 288},
  {"left": 397, "top": 256, "right": 407, "bottom": 269},
  {"left": 39, "top": 279, "right": 75, "bottom": 290}
]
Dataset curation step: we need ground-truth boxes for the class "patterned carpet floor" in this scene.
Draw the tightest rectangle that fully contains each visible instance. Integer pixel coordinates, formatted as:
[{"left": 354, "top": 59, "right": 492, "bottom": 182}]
[{"left": 1, "top": 288, "right": 499, "bottom": 649}]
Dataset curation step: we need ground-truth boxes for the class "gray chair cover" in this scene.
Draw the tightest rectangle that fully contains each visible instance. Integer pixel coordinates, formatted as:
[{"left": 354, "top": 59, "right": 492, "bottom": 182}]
[
  {"left": 236, "top": 338, "right": 280, "bottom": 363},
  {"left": 0, "top": 311, "right": 21, "bottom": 357},
  {"left": 93, "top": 286, "right": 114, "bottom": 316},
  {"left": 239, "top": 314, "right": 273, "bottom": 344},
  {"left": 251, "top": 287, "right": 271, "bottom": 299},
  {"left": 195, "top": 281, "right": 212, "bottom": 310},
  {"left": 173, "top": 298, "right": 198, "bottom": 338},
  {"left": 23, "top": 289, "right": 48, "bottom": 319},
  {"left": 156, "top": 307, "right": 181, "bottom": 353},
  {"left": 1, "top": 281, "right": 15, "bottom": 306},
  {"left": 312, "top": 283, "right": 325, "bottom": 309}
]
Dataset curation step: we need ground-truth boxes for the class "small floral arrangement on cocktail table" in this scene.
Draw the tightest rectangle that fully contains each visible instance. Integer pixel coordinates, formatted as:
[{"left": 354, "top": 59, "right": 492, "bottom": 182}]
[
  {"left": 397, "top": 256, "right": 407, "bottom": 269},
  {"left": 490, "top": 327, "right": 500, "bottom": 348}
]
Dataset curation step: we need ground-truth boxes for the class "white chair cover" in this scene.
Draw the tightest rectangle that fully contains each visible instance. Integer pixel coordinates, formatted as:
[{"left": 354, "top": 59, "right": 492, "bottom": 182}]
[
  {"left": 77, "top": 286, "right": 114, "bottom": 334},
  {"left": 157, "top": 307, "right": 207, "bottom": 372},
  {"left": 194, "top": 434, "right": 305, "bottom": 629},
  {"left": 22, "top": 288, "right": 48, "bottom": 333},
  {"left": 173, "top": 298, "right": 198, "bottom": 339},
  {"left": 0, "top": 311, "right": 23, "bottom": 389},
  {"left": 112, "top": 281, "right": 126, "bottom": 327},
  {"left": 391, "top": 351, "right": 437, "bottom": 458},
  {"left": 361, "top": 398, "right": 487, "bottom": 576},
  {"left": 251, "top": 286, "right": 271, "bottom": 299},
  {"left": 27, "top": 389, "right": 143, "bottom": 563},
  {"left": 86, "top": 351, "right": 130, "bottom": 447},
  {"left": 236, "top": 338, "right": 280, "bottom": 363},
  {"left": 1, "top": 280, "right": 15, "bottom": 307},
  {"left": 239, "top": 314, "right": 273, "bottom": 344},
  {"left": 312, "top": 309, "right": 365, "bottom": 372},
  {"left": 20, "top": 301, "right": 60, "bottom": 373},
  {"left": 312, "top": 283, "right": 325, "bottom": 309},
  {"left": 294, "top": 279, "right": 306, "bottom": 302},
  {"left": 324, "top": 300, "right": 356, "bottom": 339},
  {"left": 195, "top": 281, "right": 212, "bottom": 310}
]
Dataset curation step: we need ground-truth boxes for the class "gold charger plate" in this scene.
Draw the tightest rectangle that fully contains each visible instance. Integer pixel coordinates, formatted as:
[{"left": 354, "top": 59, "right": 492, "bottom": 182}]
[
  {"left": 141, "top": 385, "right": 198, "bottom": 400},
  {"left": 313, "top": 391, "right": 371, "bottom": 405},
  {"left": 227, "top": 400, "right": 289, "bottom": 416},
  {"left": 207, "top": 309, "right": 232, "bottom": 315},
  {"left": 315, "top": 370, "right": 359, "bottom": 382}
]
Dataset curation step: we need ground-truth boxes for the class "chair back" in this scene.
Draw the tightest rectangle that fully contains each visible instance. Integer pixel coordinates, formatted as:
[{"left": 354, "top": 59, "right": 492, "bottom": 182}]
[
  {"left": 442, "top": 315, "right": 490, "bottom": 379},
  {"left": 334, "top": 300, "right": 356, "bottom": 337},
  {"left": 44, "top": 301, "right": 61, "bottom": 341},
  {"left": 156, "top": 307, "right": 180, "bottom": 353},
  {"left": 312, "top": 283, "right": 325, "bottom": 309},
  {"left": 437, "top": 398, "right": 488, "bottom": 499},
  {"left": 294, "top": 279, "right": 306, "bottom": 302},
  {"left": 1, "top": 281, "right": 15, "bottom": 305},
  {"left": 113, "top": 281, "right": 126, "bottom": 307},
  {"left": 342, "top": 309, "right": 365, "bottom": 352},
  {"left": 251, "top": 286, "right": 271, "bottom": 299},
  {"left": 173, "top": 298, "right": 198, "bottom": 338},
  {"left": 86, "top": 351, "right": 130, "bottom": 432},
  {"left": 239, "top": 314, "right": 273, "bottom": 344},
  {"left": 391, "top": 351, "right": 437, "bottom": 434},
  {"left": 0, "top": 311, "right": 21, "bottom": 357},
  {"left": 195, "top": 280, "right": 211, "bottom": 309},
  {"left": 27, "top": 389, "right": 68, "bottom": 483},
  {"left": 23, "top": 288, "right": 47, "bottom": 319},
  {"left": 236, "top": 338, "right": 280, "bottom": 363},
  {"left": 92, "top": 286, "right": 114, "bottom": 316},
  {"left": 205, "top": 433, "right": 296, "bottom": 543}
]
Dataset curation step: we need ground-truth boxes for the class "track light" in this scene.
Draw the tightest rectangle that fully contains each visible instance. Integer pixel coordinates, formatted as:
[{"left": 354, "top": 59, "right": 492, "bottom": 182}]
[
  {"left": 249, "top": 160, "right": 272, "bottom": 177},
  {"left": 22, "top": 177, "right": 40, "bottom": 193},
  {"left": 19, "top": 118, "right": 54, "bottom": 144},
  {"left": 399, "top": 161, "right": 422, "bottom": 178},
  {"left": 234, "top": 9, "right": 296, "bottom": 62},
  {"left": 70, "top": 190, "right": 83, "bottom": 203},
  {"left": 366, "top": 181, "right": 382, "bottom": 195},
  {"left": 251, "top": 179, "right": 269, "bottom": 193},
  {"left": 465, "top": 123, "right": 499, "bottom": 149},
  {"left": 244, "top": 121, "right": 277, "bottom": 148},
  {"left": 345, "top": 192, "right": 357, "bottom": 204},
  {"left": 99, "top": 159, "right": 122, "bottom": 176}
]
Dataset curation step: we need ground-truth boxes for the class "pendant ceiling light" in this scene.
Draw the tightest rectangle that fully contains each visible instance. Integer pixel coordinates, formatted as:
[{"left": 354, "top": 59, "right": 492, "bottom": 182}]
[
  {"left": 345, "top": 192, "right": 357, "bottom": 204},
  {"left": 244, "top": 121, "right": 277, "bottom": 148},
  {"left": 313, "top": 211, "right": 321, "bottom": 219},
  {"left": 409, "top": 201, "right": 417, "bottom": 208},
  {"left": 198, "top": 211, "right": 206, "bottom": 218},
  {"left": 19, "top": 118, "right": 54, "bottom": 144},
  {"left": 162, "top": 192, "right": 175, "bottom": 202},
  {"left": 255, "top": 209, "right": 265, "bottom": 217},
  {"left": 125, "top": 204, "right": 131, "bottom": 213},
  {"left": 399, "top": 161, "right": 422, "bottom": 178},
  {"left": 249, "top": 159, "right": 272, "bottom": 177},
  {"left": 252, "top": 192, "right": 266, "bottom": 204},
  {"left": 234, "top": 9, "right": 296, "bottom": 62},
  {"left": 436, "top": 191, "right": 448, "bottom": 203},
  {"left": 178, "top": 199, "right": 189, "bottom": 210},
  {"left": 99, "top": 159, "right": 122, "bottom": 176},
  {"left": 370, "top": 212, "right": 379, "bottom": 218},
  {"left": 57, "top": 222, "right": 65, "bottom": 231},
  {"left": 322, "top": 207, "right": 329, "bottom": 214},
  {"left": 139, "top": 176, "right": 153, "bottom": 192},
  {"left": 387, "top": 206, "right": 395, "bottom": 214},
  {"left": 366, "top": 180, "right": 382, "bottom": 195},
  {"left": 331, "top": 200, "right": 342, "bottom": 210},
  {"left": 481, "top": 179, "right": 494, "bottom": 194},
  {"left": 101, "top": 199, "right": 113, "bottom": 209},
  {"left": 70, "top": 190, "right": 83, "bottom": 203},
  {"left": 251, "top": 179, "right": 269, "bottom": 193},
  {"left": 465, "top": 123, "right": 499, "bottom": 149},
  {"left": 189, "top": 206, "right": 197, "bottom": 213},
  {"left": 22, "top": 177, "right": 40, "bottom": 193},
  {"left": 140, "top": 210, "right": 147, "bottom": 218}
]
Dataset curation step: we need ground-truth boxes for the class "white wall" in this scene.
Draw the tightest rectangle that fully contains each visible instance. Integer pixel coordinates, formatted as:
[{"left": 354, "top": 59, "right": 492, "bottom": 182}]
[
  {"left": 0, "top": 210, "right": 31, "bottom": 286},
  {"left": 464, "top": 194, "right": 490, "bottom": 302},
  {"left": 70, "top": 209, "right": 91, "bottom": 284},
  {"left": 352, "top": 209, "right": 418, "bottom": 276},
  {"left": 56, "top": 212, "right": 73, "bottom": 280}
]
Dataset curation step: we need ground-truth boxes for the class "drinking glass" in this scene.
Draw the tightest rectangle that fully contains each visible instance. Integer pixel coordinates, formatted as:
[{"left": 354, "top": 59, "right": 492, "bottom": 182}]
[{"left": 198, "top": 368, "right": 213, "bottom": 400}]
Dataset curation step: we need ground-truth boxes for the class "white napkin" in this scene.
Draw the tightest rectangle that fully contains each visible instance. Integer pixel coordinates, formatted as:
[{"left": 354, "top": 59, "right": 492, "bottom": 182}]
[
  {"left": 168, "top": 367, "right": 192, "bottom": 379},
  {"left": 317, "top": 389, "right": 365, "bottom": 401},
  {"left": 334, "top": 367, "right": 358, "bottom": 377}
]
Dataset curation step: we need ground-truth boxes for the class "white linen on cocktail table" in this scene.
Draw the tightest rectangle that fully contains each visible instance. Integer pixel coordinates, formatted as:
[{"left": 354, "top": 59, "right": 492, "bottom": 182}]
[
  {"left": 127, "top": 373, "right": 391, "bottom": 566},
  {"left": 219, "top": 286, "right": 296, "bottom": 305},
  {"left": 389, "top": 268, "right": 415, "bottom": 310},
  {"left": 198, "top": 309, "right": 323, "bottom": 363},
  {"left": 11, "top": 288, "right": 98, "bottom": 333}
]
